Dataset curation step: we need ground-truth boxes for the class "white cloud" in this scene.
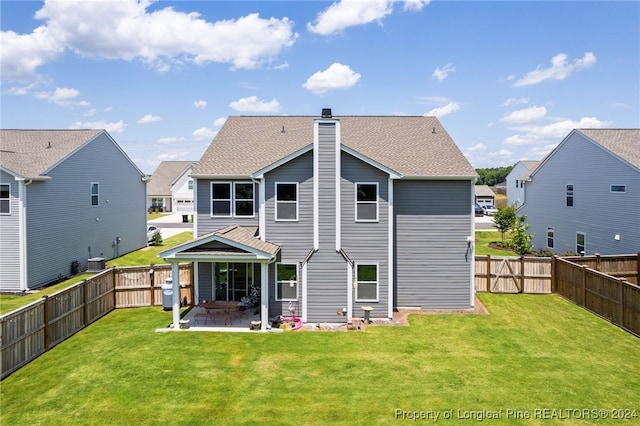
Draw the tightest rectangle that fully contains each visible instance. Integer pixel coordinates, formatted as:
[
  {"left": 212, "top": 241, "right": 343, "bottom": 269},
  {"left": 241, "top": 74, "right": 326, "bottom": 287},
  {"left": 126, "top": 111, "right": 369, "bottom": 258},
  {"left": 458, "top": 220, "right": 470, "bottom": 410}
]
[
  {"left": 192, "top": 127, "right": 216, "bottom": 140},
  {"left": 307, "top": 0, "right": 429, "bottom": 35},
  {"left": 194, "top": 100, "right": 207, "bottom": 109},
  {"left": 503, "top": 116, "right": 610, "bottom": 147},
  {"left": 303, "top": 63, "right": 361, "bottom": 94},
  {"left": 500, "top": 106, "right": 547, "bottom": 124},
  {"left": 213, "top": 117, "right": 227, "bottom": 127},
  {"left": 33, "top": 87, "right": 89, "bottom": 107},
  {"left": 513, "top": 52, "right": 596, "bottom": 87},
  {"left": 137, "top": 114, "right": 162, "bottom": 124},
  {"left": 84, "top": 109, "right": 97, "bottom": 117},
  {"left": 466, "top": 143, "right": 486, "bottom": 153},
  {"left": 501, "top": 97, "right": 529, "bottom": 107},
  {"left": 157, "top": 136, "right": 187, "bottom": 144},
  {"left": 69, "top": 120, "right": 126, "bottom": 133},
  {"left": 2, "top": 0, "right": 298, "bottom": 82},
  {"left": 229, "top": 96, "right": 281, "bottom": 113},
  {"left": 432, "top": 63, "right": 455, "bottom": 82},
  {"left": 424, "top": 102, "right": 460, "bottom": 118}
]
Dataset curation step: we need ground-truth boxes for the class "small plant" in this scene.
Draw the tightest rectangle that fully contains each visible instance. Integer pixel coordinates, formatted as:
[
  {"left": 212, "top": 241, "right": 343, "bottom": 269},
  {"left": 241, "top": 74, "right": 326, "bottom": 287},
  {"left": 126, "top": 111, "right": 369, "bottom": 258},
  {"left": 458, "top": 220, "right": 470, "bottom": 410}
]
[
  {"left": 150, "top": 230, "right": 163, "bottom": 245},
  {"left": 509, "top": 214, "right": 533, "bottom": 255}
]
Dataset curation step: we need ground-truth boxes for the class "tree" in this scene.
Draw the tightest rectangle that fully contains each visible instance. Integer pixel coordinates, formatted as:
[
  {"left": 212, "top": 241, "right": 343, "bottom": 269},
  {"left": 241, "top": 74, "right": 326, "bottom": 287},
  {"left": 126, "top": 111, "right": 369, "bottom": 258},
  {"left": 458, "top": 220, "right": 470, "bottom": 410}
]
[
  {"left": 510, "top": 214, "right": 533, "bottom": 255},
  {"left": 493, "top": 205, "right": 516, "bottom": 243}
]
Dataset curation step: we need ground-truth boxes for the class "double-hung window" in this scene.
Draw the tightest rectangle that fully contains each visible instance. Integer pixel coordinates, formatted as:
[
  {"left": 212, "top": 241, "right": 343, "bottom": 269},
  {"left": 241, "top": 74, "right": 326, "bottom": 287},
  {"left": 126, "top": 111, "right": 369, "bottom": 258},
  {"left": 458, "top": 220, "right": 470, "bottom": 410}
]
[
  {"left": 91, "top": 182, "right": 99, "bottom": 206},
  {"left": 356, "top": 183, "right": 378, "bottom": 222},
  {"left": 565, "top": 184, "right": 574, "bottom": 207},
  {"left": 275, "top": 183, "right": 298, "bottom": 221},
  {"left": 547, "top": 227, "right": 554, "bottom": 248},
  {"left": 276, "top": 263, "right": 298, "bottom": 301},
  {"left": 0, "top": 184, "right": 10, "bottom": 214},
  {"left": 211, "top": 182, "right": 254, "bottom": 217},
  {"left": 576, "top": 233, "right": 586, "bottom": 255},
  {"left": 355, "top": 263, "right": 378, "bottom": 302}
]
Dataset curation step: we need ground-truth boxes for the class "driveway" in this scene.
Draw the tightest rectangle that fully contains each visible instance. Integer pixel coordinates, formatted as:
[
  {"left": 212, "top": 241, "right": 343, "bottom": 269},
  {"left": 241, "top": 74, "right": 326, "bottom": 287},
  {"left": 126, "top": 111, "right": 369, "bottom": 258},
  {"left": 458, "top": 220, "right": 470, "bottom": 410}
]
[
  {"left": 149, "top": 213, "right": 194, "bottom": 239},
  {"left": 475, "top": 215, "right": 496, "bottom": 230}
]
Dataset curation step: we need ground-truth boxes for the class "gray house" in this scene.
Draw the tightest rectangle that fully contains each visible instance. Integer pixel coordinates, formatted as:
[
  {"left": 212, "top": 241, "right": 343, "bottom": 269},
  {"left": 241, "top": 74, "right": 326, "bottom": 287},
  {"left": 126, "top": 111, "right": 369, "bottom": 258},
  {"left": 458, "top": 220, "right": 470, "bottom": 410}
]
[
  {"left": 147, "top": 161, "right": 195, "bottom": 213},
  {"left": 159, "top": 111, "right": 477, "bottom": 329},
  {"left": 519, "top": 129, "right": 640, "bottom": 256},
  {"left": 0, "top": 130, "right": 147, "bottom": 292}
]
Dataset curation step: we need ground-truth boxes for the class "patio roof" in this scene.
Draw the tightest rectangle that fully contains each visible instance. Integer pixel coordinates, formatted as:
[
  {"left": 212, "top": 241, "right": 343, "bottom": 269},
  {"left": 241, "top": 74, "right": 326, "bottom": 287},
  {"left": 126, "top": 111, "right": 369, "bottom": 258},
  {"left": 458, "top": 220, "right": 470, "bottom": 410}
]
[{"left": 158, "top": 225, "right": 280, "bottom": 262}]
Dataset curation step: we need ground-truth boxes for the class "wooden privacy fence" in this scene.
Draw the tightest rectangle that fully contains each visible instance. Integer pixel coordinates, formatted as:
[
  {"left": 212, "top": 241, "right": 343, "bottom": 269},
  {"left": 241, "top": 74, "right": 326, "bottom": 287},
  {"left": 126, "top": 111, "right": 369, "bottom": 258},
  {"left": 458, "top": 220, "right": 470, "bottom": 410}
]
[
  {"left": 1, "top": 264, "right": 193, "bottom": 380},
  {"left": 475, "top": 255, "right": 552, "bottom": 293}
]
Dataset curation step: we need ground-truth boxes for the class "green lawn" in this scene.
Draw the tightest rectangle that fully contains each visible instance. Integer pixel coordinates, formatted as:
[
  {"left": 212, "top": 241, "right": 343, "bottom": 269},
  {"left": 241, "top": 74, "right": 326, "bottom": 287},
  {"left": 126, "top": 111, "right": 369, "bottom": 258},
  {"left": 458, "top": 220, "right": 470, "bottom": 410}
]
[
  {"left": 0, "top": 232, "right": 193, "bottom": 315},
  {"left": 1, "top": 294, "right": 638, "bottom": 425},
  {"left": 475, "top": 230, "right": 516, "bottom": 256}
]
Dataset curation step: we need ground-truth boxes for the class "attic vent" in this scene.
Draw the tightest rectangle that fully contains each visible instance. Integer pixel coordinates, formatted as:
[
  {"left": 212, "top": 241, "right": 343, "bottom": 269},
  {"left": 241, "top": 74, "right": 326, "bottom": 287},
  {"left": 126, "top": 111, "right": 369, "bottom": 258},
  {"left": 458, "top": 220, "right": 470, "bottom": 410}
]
[
  {"left": 46, "top": 141, "right": 52, "bottom": 148},
  {"left": 321, "top": 108, "right": 332, "bottom": 118}
]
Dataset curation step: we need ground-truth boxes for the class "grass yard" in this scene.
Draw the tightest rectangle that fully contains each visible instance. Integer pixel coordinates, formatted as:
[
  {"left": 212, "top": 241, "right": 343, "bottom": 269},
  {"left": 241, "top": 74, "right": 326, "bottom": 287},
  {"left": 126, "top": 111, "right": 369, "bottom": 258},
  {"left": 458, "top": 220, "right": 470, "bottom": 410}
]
[
  {"left": 475, "top": 230, "right": 516, "bottom": 256},
  {"left": 1, "top": 294, "right": 638, "bottom": 425}
]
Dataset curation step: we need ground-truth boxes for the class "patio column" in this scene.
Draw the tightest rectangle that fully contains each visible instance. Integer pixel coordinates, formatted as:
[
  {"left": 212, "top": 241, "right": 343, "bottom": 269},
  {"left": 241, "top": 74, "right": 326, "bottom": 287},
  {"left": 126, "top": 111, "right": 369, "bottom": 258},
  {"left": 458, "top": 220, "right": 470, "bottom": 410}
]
[
  {"left": 171, "top": 261, "right": 180, "bottom": 330},
  {"left": 261, "top": 263, "right": 268, "bottom": 330}
]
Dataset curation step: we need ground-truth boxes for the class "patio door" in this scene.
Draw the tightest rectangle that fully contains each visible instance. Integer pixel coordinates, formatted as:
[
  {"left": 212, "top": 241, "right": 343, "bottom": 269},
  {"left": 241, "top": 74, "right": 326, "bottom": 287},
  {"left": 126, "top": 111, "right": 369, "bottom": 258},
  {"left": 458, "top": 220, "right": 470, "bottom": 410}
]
[{"left": 215, "top": 263, "right": 253, "bottom": 301}]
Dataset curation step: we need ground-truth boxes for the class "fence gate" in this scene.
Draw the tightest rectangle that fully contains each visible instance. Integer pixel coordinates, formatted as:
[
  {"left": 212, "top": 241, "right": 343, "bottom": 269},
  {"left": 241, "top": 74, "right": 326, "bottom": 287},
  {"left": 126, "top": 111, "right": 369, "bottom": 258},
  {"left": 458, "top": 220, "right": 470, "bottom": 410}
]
[{"left": 490, "top": 257, "right": 521, "bottom": 293}]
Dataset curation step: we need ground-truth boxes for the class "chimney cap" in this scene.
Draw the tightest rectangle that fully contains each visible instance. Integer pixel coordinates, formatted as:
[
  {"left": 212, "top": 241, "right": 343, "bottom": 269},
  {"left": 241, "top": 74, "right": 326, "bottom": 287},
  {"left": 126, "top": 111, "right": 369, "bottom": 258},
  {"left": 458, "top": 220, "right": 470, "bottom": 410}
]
[{"left": 321, "top": 108, "right": 332, "bottom": 118}]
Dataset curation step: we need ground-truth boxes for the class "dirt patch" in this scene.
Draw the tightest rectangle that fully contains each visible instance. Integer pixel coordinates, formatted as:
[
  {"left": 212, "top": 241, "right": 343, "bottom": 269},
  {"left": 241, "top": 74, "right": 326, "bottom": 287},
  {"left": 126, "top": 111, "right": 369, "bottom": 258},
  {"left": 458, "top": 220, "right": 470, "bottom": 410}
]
[{"left": 385, "top": 296, "right": 489, "bottom": 327}]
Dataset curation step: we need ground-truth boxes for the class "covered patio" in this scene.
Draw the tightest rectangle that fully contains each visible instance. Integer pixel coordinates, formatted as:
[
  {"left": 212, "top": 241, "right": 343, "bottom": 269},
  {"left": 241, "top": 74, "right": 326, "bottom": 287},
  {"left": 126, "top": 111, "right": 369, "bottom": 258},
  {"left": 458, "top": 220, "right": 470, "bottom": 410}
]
[{"left": 158, "top": 225, "right": 280, "bottom": 331}]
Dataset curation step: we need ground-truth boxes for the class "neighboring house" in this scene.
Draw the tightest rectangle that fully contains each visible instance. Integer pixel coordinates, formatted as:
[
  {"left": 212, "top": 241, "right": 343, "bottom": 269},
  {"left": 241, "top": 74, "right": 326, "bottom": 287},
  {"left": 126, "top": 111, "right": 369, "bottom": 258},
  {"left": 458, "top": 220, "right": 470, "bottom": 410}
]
[
  {"left": 0, "top": 129, "right": 147, "bottom": 292},
  {"left": 519, "top": 129, "right": 640, "bottom": 256},
  {"left": 475, "top": 185, "right": 495, "bottom": 207},
  {"left": 506, "top": 160, "right": 539, "bottom": 207},
  {"left": 147, "top": 161, "right": 195, "bottom": 212},
  {"left": 159, "top": 111, "right": 478, "bottom": 329}
]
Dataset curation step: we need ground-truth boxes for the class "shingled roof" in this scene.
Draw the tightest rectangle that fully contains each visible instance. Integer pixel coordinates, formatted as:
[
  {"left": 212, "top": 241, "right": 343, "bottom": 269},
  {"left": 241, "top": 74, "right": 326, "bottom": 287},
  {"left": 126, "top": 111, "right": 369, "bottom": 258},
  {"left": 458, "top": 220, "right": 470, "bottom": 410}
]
[
  {"left": 147, "top": 161, "right": 195, "bottom": 196},
  {"left": 0, "top": 129, "right": 103, "bottom": 179},
  {"left": 191, "top": 116, "right": 476, "bottom": 179},
  {"left": 576, "top": 129, "right": 640, "bottom": 169}
]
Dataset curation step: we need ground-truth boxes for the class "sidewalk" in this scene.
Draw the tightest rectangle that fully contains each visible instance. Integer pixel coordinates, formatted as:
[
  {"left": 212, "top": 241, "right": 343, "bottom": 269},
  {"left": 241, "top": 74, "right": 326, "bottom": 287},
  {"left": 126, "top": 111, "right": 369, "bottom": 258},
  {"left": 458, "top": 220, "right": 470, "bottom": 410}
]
[{"left": 149, "top": 212, "right": 193, "bottom": 239}]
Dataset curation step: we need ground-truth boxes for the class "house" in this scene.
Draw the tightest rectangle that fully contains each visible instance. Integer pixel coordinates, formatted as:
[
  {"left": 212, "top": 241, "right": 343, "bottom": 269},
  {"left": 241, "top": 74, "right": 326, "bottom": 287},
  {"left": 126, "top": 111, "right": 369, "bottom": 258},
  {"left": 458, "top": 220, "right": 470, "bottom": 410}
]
[
  {"left": 518, "top": 129, "right": 640, "bottom": 256},
  {"left": 474, "top": 185, "right": 496, "bottom": 207},
  {"left": 506, "top": 160, "right": 539, "bottom": 207},
  {"left": 0, "top": 129, "right": 147, "bottom": 292},
  {"left": 159, "top": 111, "right": 478, "bottom": 329},
  {"left": 147, "top": 161, "right": 195, "bottom": 213}
]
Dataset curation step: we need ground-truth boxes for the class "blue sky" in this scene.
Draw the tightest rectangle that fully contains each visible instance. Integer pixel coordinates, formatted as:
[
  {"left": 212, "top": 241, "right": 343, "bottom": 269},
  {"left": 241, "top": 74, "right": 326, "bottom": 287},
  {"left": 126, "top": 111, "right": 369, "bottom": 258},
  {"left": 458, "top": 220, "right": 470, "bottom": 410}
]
[{"left": 2, "top": 0, "right": 638, "bottom": 174}]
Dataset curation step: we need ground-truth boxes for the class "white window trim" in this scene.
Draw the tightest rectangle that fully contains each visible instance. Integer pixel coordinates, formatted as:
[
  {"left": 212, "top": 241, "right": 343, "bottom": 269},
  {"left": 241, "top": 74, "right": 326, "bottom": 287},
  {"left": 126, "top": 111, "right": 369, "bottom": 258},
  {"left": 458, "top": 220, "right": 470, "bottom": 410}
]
[
  {"left": 565, "top": 183, "right": 574, "bottom": 207},
  {"left": 275, "top": 262, "right": 298, "bottom": 301},
  {"left": 576, "top": 232, "right": 586, "bottom": 255},
  {"left": 0, "top": 183, "right": 10, "bottom": 215},
  {"left": 234, "top": 181, "right": 255, "bottom": 218},
  {"left": 547, "top": 227, "right": 554, "bottom": 249},
  {"left": 275, "top": 182, "right": 299, "bottom": 222},
  {"left": 355, "top": 182, "right": 379, "bottom": 222},
  {"left": 90, "top": 182, "right": 99, "bottom": 207},
  {"left": 610, "top": 184, "right": 626, "bottom": 193},
  {"left": 355, "top": 262, "right": 379, "bottom": 302},
  {"left": 211, "top": 181, "right": 232, "bottom": 217}
]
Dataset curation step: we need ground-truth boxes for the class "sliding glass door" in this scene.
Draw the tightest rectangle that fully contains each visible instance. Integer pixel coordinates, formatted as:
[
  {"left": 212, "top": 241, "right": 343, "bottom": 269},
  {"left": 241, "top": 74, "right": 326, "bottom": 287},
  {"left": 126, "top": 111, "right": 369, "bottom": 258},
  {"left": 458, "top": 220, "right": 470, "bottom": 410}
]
[{"left": 215, "top": 263, "right": 253, "bottom": 301}]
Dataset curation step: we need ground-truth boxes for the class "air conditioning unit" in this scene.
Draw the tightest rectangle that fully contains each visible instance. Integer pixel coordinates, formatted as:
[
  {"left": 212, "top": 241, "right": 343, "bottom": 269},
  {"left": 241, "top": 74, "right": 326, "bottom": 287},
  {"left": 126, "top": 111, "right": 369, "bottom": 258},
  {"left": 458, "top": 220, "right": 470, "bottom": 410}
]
[{"left": 87, "top": 257, "right": 106, "bottom": 272}]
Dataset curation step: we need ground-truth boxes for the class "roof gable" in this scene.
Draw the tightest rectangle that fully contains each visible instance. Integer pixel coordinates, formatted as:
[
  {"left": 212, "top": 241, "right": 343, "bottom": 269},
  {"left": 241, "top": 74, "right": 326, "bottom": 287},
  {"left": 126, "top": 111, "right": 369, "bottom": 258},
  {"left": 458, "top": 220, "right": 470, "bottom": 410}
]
[
  {"left": 148, "top": 161, "right": 195, "bottom": 196},
  {"left": 576, "top": 129, "right": 640, "bottom": 169},
  {"left": 191, "top": 115, "right": 476, "bottom": 179}
]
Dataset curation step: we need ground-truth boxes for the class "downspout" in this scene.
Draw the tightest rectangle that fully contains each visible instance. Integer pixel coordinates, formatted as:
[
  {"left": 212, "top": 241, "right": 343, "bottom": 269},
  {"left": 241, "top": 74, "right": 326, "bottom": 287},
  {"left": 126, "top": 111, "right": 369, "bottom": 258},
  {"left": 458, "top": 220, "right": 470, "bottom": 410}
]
[
  {"left": 19, "top": 179, "right": 33, "bottom": 292},
  {"left": 252, "top": 178, "right": 265, "bottom": 241}
]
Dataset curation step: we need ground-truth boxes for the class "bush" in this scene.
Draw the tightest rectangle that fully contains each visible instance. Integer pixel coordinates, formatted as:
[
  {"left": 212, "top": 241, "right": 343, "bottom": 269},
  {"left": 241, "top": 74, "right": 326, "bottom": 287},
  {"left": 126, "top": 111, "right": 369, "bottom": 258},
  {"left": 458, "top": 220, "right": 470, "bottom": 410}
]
[{"left": 150, "top": 230, "right": 163, "bottom": 245}]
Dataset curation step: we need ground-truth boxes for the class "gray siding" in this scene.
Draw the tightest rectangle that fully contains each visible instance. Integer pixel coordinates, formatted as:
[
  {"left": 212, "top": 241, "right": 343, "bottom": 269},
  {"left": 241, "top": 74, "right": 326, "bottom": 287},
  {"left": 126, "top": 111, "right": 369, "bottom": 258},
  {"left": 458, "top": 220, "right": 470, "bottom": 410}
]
[
  {"left": 264, "top": 151, "right": 314, "bottom": 317},
  {"left": 0, "top": 171, "right": 22, "bottom": 291},
  {"left": 197, "top": 262, "right": 213, "bottom": 302},
  {"left": 521, "top": 133, "right": 640, "bottom": 255},
  {"left": 341, "top": 152, "right": 389, "bottom": 318},
  {"left": 394, "top": 180, "right": 473, "bottom": 309},
  {"left": 306, "top": 122, "right": 349, "bottom": 322},
  {"left": 195, "top": 180, "right": 259, "bottom": 237},
  {"left": 25, "top": 133, "right": 146, "bottom": 288}
]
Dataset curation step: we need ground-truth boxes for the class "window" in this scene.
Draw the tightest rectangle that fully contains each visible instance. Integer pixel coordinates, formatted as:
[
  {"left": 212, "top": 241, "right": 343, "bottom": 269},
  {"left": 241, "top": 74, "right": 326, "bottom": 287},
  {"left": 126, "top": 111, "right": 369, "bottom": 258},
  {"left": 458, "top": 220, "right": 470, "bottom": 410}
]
[
  {"left": 565, "top": 184, "right": 573, "bottom": 207},
  {"left": 234, "top": 182, "right": 254, "bottom": 217},
  {"left": 275, "top": 183, "right": 298, "bottom": 221},
  {"left": 91, "top": 183, "right": 99, "bottom": 206},
  {"left": 356, "top": 183, "right": 378, "bottom": 221},
  {"left": 515, "top": 179, "right": 519, "bottom": 188},
  {"left": 355, "top": 264, "right": 378, "bottom": 302},
  {"left": 577, "top": 233, "right": 585, "bottom": 255},
  {"left": 276, "top": 263, "right": 298, "bottom": 301},
  {"left": 0, "top": 184, "right": 9, "bottom": 214},
  {"left": 520, "top": 180, "right": 524, "bottom": 188},
  {"left": 610, "top": 185, "right": 626, "bottom": 193},
  {"left": 188, "top": 180, "right": 194, "bottom": 190},
  {"left": 212, "top": 183, "right": 231, "bottom": 216},
  {"left": 547, "top": 227, "right": 554, "bottom": 248}
]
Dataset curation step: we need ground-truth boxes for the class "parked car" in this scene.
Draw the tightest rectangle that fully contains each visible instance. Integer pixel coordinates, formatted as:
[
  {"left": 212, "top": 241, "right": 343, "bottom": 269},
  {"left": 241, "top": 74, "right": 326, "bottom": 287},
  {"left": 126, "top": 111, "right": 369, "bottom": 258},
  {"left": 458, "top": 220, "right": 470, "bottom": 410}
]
[
  {"left": 483, "top": 205, "right": 498, "bottom": 216},
  {"left": 147, "top": 225, "right": 159, "bottom": 242},
  {"left": 474, "top": 204, "right": 484, "bottom": 217}
]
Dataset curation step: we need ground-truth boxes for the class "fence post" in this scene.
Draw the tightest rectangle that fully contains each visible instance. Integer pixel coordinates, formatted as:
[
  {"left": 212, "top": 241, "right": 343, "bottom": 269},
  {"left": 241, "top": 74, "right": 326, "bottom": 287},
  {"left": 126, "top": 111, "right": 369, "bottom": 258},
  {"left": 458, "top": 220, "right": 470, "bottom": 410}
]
[
  {"left": 581, "top": 265, "right": 587, "bottom": 307},
  {"left": 551, "top": 256, "right": 557, "bottom": 293},
  {"left": 149, "top": 264, "right": 155, "bottom": 306},
  {"left": 595, "top": 253, "right": 601, "bottom": 272},
  {"left": 619, "top": 278, "right": 626, "bottom": 329},
  {"left": 42, "top": 295, "right": 51, "bottom": 351},
  {"left": 190, "top": 262, "right": 195, "bottom": 306},
  {"left": 519, "top": 256, "right": 525, "bottom": 293},
  {"left": 486, "top": 255, "right": 491, "bottom": 292},
  {"left": 637, "top": 252, "right": 640, "bottom": 285},
  {"left": 82, "top": 279, "right": 89, "bottom": 327}
]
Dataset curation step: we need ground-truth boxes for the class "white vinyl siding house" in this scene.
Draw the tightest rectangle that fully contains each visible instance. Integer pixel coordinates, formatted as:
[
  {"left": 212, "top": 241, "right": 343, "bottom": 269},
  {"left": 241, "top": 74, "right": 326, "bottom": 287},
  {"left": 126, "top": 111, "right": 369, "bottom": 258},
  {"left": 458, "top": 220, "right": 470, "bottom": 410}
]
[
  {"left": 147, "top": 161, "right": 195, "bottom": 213},
  {"left": 519, "top": 129, "right": 640, "bottom": 256}
]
